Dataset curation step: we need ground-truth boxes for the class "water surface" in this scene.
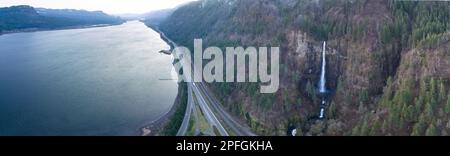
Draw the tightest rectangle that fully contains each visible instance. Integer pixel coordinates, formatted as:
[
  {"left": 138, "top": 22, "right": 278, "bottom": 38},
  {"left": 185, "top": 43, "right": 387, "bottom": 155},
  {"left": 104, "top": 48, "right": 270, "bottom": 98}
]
[{"left": 0, "top": 21, "right": 178, "bottom": 136}]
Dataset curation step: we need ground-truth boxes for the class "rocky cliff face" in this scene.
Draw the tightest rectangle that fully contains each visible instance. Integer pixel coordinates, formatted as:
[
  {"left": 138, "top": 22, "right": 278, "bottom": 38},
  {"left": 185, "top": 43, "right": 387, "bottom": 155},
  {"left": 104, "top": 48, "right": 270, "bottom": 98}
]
[{"left": 155, "top": 0, "right": 450, "bottom": 135}]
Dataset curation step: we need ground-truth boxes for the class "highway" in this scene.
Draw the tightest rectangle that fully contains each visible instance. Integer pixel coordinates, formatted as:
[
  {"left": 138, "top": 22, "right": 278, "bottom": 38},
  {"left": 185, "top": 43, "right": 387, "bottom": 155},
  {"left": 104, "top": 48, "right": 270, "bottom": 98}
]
[
  {"left": 176, "top": 83, "right": 194, "bottom": 136},
  {"left": 177, "top": 82, "right": 230, "bottom": 136},
  {"left": 196, "top": 82, "right": 256, "bottom": 136},
  {"left": 158, "top": 29, "right": 255, "bottom": 136},
  {"left": 192, "top": 82, "right": 229, "bottom": 136}
]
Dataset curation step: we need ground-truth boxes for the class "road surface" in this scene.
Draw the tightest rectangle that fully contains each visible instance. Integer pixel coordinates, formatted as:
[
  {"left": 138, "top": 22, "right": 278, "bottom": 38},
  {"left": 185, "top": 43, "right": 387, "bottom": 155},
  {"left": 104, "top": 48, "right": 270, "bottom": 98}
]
[
  {"left": 197, "top": 82, "right": 256, "bottom": 136},
  {"left": 176, "top": 83, "right": 194, "bottom": 136},
  {"left": 157, "top": 28, "right": 255, "bottom": 136}
]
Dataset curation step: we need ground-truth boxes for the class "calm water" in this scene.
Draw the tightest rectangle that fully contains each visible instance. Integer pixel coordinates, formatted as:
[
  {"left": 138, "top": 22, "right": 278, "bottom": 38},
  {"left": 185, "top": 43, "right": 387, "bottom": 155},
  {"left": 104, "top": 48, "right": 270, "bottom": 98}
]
[{"left": 0, "top": 21, "right": 178, "bottom": 136}]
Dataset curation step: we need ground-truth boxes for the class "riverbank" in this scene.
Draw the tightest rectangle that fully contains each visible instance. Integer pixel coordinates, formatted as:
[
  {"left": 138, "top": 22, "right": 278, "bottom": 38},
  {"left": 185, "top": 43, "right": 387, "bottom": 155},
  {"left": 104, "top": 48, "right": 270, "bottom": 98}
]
[
  {"left": 0, "top": 22, "right": 124, "bottom": 36},
  {"left": 142, "top": 21, "right": 176, "bottom": 50},
  {"left": 140, "top": 23, "right": 187, "bottom": 136}
]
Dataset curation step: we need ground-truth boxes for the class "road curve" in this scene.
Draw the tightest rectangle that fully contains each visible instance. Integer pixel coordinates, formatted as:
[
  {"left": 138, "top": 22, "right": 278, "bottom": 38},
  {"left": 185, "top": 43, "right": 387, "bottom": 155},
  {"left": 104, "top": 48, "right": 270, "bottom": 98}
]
[
  {"left": 192, "top": 82, "right": 229, "bottom": 136},
  {"left": 154, "top": 26, "right": 254, "bottom": 136},
  {"left": 197, "top": 82, "right": 256, "bottom": 136},
  {"left": 176, "top": 83, "right": 194, "bottom": 136}
]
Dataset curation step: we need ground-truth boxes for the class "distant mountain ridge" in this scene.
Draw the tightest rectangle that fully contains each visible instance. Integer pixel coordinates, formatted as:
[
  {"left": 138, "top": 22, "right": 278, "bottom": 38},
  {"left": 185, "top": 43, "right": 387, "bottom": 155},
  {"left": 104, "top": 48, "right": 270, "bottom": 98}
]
[
  {"left": 36, "top": 8, "right": 123, "bottom": 24},
  {"left": 0, "top": 5, "right": 124, "bottom": 34},
  {"left": 142, "top": 9, "right": 175, "bottom": 27}
]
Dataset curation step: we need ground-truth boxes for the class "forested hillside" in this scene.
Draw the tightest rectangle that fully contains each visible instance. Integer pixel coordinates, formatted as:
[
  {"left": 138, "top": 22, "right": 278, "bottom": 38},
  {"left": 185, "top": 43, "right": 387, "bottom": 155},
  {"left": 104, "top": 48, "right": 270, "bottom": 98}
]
[
  {"left": 0, "top": 5, "right": 123, "bottom": 34},
  {"left": 149, "top": 0, "right": 450, "bottom": 135}
]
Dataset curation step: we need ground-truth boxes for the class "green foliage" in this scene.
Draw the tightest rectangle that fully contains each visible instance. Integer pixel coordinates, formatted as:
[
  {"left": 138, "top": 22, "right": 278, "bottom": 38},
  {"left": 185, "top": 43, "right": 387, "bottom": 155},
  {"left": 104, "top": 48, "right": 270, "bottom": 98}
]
[
  {"left": 297, "top": 98, "right": 302, "bottom": 107},
  {"left": 298, "top": 15, "right": 333, "bottom": 40},
  {"left": 438, "top": 80, "right": 446, "bottom": 103},
  {"left": 305, "top": 80, "right": 315, "bottom": 99},
  {"left": 358, "top": 90, "right": 370, "bottom": 104},
  {"left": 381, "top": 9, "right": 409, "bottom": 45},
  {"left": 378, "top": 77, "right": 448, "bottom": 135},
  {"left": 425, "top": 122, "right": 438, "bottom": 136},
  {"left": 424, "top": 102, "right": 434, "bottom": 119},
  {"left": 411, "top": 114, "right": 427, "bottom": 136},
  {"left": 369, "top": 120, "right": 381, "bottom": 136},
  {"left": 160, "top": 0, "right": 234, "bottom": 48},
  {"left": 411, "top": 2, "right": 449, "bottom": 44},
  {"left": 257, "top": 93, "right": 276, "bottom": 111},
  {"left": 327, "top": 101, "right": 337, "bottom": 118},
  {"left": 360, "top": 120, "right": 369, "bottom": 136},
  {"left": 445, "top": 92, "right": 450, "bottom": 113}
]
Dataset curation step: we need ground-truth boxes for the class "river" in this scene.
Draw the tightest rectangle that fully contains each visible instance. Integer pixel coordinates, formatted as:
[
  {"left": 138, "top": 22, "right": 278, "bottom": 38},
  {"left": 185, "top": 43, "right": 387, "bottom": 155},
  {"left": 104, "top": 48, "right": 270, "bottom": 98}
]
[{"left": 0, "top": 21, "right": 178, "bottom": 136}]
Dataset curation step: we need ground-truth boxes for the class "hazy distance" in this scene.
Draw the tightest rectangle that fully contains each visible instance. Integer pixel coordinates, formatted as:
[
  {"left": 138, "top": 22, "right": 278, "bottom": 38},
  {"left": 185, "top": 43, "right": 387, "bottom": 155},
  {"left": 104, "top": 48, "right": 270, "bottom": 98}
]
[{"left": 0, "top": 0, "right": 197, "bottom": 14}]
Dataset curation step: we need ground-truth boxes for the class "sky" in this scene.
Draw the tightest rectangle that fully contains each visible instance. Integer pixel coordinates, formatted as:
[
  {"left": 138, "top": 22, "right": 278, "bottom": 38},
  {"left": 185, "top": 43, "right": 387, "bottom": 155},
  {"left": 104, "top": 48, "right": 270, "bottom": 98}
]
[{"left": 0, "top": 0, "right": 197, "bottom": 14}]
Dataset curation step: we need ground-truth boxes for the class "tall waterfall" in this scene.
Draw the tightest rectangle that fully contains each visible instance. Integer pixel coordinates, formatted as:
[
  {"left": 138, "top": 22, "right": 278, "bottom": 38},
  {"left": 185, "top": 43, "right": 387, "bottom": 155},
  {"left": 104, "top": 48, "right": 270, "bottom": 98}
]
[
  {"left": 319, "top": 41, "right": 327, "bottom": 119},
  {"left": 319, "top": 41, "right": 327, "bottom": 93}
]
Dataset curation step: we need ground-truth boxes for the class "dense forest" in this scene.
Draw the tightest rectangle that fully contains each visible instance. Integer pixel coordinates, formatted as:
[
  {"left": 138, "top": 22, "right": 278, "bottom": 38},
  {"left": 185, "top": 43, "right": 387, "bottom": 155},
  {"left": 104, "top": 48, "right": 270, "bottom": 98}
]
[
  {"left": 149, "top": 0, "right": 449, "bottom": 136},
  {"left": 0, "top": 5, "right": 123, "bottom": 34}
]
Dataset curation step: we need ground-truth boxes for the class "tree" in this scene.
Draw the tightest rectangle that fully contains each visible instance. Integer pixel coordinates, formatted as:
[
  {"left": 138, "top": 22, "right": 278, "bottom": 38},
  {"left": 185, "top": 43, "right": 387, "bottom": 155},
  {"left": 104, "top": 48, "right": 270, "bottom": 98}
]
[
  {"left": 424, "top": 102, "right": 434, "bottom": 119},
  {"left": 305, "top": 80, "right": 315, "bottom": 99},
  {"left": 360, "top": 120, "right": 369, "bottom": 136},
  {"left": 414, "top": 96, "right": 424, "bottom": 117},
  {"left": 381, "top": 119, "right": 389, "bottom": 133},
  {"left": 370, "top": 120, "right": 381, "bottom": 136},
  {"left": 411, "top": 114, "right": 427, "bottom": 136},
  {"left": 351, "top": 125, "right": 360, "bottom": 136},
  {"left": 359, "top": 90, "right": 369, "bottom": 104},
  {"left": 420, "top": 78, "right": 427, "bottom": 96},
  {"left": 327, "top": 101, "right": 337, "bottom": 118},
  {"left": 405, "top": 105, "right": 415, "bottom": 122},
  {"left": 297, "top": 98, "right": 302, "bottom": 107},
  {"left": 438, "top": 80, "right": 446, "bottom": 103},
  {"left": 445, "top": 92, "right": 450, "bottom": 113},
  {"left": 425, "top": 122, "right": 438, "bottom": 136},
  {"left": 430, "top": 78, "right": 437, "bottom": 101}
]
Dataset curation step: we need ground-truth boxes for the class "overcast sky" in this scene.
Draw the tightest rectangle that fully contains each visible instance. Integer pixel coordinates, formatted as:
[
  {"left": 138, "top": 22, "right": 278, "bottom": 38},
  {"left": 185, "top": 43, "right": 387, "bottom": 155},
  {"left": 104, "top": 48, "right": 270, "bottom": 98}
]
[{"left": 0, "top": 0, "right": 197, "bottom": 14}]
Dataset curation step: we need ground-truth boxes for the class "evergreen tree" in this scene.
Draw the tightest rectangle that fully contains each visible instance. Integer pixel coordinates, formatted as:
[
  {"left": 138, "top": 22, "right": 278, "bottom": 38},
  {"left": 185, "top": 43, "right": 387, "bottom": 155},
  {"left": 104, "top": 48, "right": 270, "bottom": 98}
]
[
  {"left": 420, "top": 78, "right": 427, "bottom": 96},
  {"left": 360, "top": 120, "right": 369, "bottom": 136},
  {"left": 351, "top": 125, "right": 360, "bottom": 136},
  {"left": 305, "top": 80, "right": 315, "bottom": 98},
  {"left": 370, "top": 120, "right": 381, "bottom": 136},
  {"left": 411, "top": 114, "right": 427, "bottom": 136},
  {"left": 424, "top": 102, "right": 434, "bottom": 119},
  {"left": 430, "top": 78, "right": 437, "bottom": 101},
  {"left": 405, "top": 105, "right": 415, "bottom": 122},
  {"left": 414, "top": 96, "right": 424, "bottom": 117},
  {"left": 381, "top": 119, "right": 389, "bottom": 133},
  {"left": 445, "top": 92, "right": 450, "bottom": 113},
  {"left": 425, "top": 122, "right": 438, "bottom": 136},
  {"left": 327, "top": 101, "right": 337, "bottom": 118},
  {"left": 438, "top": 80, "right": 446, "bottom": 103}
]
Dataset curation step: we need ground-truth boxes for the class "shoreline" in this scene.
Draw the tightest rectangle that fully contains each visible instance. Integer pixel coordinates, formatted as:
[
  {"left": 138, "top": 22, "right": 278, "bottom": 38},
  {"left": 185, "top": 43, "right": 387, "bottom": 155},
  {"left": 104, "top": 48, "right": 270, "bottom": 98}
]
[
  {"left": 0, "top": 22, "right": 124, "bottom": 36},
  {"left": 139, "top": 84, "right": 185, "bottom": 136},
  {"left": 139, "top": 23, "right": 184, "bottom": 136}
]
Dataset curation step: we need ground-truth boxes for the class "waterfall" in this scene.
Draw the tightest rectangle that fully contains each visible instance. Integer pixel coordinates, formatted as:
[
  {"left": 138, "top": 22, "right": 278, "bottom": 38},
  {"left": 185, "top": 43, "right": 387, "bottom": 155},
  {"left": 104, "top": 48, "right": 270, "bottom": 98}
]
[
  {"left": 319, "top": 41, "right": 327, "bottom": 93},
  {"left": 318, "top": 41, "right": 327, "bottom": 119}
]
